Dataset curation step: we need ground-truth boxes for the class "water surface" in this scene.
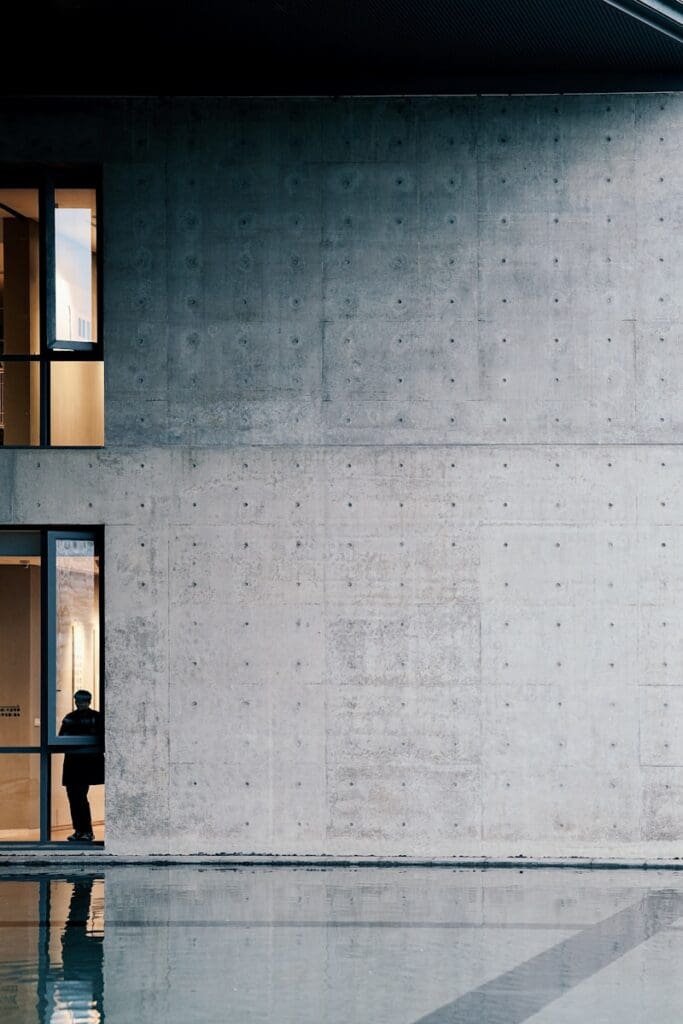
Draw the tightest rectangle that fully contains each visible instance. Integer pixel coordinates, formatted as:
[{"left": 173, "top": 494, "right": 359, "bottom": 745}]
[{"left": 1, "top": 866, "right": 682, "bottom": 1023}]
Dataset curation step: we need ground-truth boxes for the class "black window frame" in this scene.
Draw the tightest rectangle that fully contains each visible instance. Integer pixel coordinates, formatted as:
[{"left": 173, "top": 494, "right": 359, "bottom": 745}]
[
  {"left": 0, "top": 524, "right": 105, "bottom": 846},
  {"left": 0, "top": 164, "right": 103, "bottom": 448}
]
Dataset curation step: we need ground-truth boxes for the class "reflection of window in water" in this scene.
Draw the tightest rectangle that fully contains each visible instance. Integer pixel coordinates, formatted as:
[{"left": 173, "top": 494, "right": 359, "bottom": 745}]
[
  {"left": 46, "top": 878, "right": 104, "bottom": 1024},
  {"left": 0, "top": 880, "right": 42, "bottom": 1020},
  {"left": 0, "top": 876, "right": 104, "bottom": 1023}
]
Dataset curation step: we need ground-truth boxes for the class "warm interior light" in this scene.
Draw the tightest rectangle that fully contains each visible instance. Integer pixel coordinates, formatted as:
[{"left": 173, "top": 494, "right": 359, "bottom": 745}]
[{"left": 71, "top": 621, "right": 84, "bottom": 697}]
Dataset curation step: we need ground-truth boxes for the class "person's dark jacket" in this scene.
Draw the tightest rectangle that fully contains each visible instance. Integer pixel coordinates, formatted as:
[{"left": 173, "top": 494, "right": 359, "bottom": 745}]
[{"left": 59, "top": 708, "right": 105, "bottom": 786}]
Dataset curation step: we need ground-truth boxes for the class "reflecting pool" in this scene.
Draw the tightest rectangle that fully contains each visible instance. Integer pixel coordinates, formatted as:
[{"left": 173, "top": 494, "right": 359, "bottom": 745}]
[{"left": 1, "top": 866, "right": 683, "bottom": 1023}]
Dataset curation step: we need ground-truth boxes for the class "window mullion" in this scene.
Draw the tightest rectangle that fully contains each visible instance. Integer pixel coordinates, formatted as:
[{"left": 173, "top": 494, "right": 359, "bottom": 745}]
[
  {"left": 39, "top": 177, "right": 56, "bottom": 354},
  {"left": 39, "top": 178, "right": 55, "bottom": 446},
  {"left": 39, "top": 361, "right": 50, "bottom": 448}
]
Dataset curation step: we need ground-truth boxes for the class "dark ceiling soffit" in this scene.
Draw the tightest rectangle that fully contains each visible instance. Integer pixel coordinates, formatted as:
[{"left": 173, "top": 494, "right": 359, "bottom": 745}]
[{"left": 601, "top": 0, "right": 683, "bottom": 43}]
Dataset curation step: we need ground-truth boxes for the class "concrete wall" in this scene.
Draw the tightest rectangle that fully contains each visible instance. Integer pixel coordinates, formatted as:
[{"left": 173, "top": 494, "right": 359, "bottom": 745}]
[{"left": 1, "top": 94, "right": 682, "bottom": 856}]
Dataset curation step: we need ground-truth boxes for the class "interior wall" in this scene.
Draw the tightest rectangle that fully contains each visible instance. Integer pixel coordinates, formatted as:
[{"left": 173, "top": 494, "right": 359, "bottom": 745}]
[
  {"left": 50, "top": 361, "right": 104, "bottom": 446},
  {"left": 2, "top": 217, "right": 39, "bottom": 356},
  {"left": 55, "top": 558, "right": 100, "bottom": 726},
  {"left": 1, "top": 95, "right": 683, "bottom": 856},
  {"left": 0, "top": 565, "right": 40, "bottom": 747},
  {"left": 0, "top": 754, "right": 39, "bottom": 833},
  {"left": 3, "top": 359, "right": 40, "bottom": 447},
  {"left": 0, "top": 566, "right": 40, "bottom": 834},
  {"left": 2, "top": 217, "right": 40, "bottom": 445}
]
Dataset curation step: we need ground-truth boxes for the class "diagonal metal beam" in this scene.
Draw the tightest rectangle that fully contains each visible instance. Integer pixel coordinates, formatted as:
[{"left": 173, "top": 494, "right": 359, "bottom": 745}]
[{"left": 600, "top": 0, "right": 683, "bottom": 43}]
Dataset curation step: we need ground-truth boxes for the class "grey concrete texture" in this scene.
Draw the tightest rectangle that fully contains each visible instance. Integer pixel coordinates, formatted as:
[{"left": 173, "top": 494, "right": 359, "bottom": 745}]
[
  {"left": 2, "top": 94, "right": 683, "bottom": 855},
  {"left": 8, "top": 441, "right": 683, "bottom": 857}
]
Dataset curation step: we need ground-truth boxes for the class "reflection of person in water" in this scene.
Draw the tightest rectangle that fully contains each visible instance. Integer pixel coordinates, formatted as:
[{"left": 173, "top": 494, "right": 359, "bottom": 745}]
[
  {"left": 59, "top": 689, "right": 104, "bottom": 842},
  {"left": 60, "top": 876, "right": 105, "bottom": 1022}
]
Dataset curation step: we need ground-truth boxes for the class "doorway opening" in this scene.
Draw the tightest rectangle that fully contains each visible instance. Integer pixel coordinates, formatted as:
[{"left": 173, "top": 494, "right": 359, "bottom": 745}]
[{"left": 0, "top": 528, "right": 104, "bottom": 843}]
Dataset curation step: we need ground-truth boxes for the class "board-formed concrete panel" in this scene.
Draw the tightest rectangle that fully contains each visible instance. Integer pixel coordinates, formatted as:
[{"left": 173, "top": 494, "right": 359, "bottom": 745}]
[{"left": 2, "top": 94, "right": 683, "bottom": 856}]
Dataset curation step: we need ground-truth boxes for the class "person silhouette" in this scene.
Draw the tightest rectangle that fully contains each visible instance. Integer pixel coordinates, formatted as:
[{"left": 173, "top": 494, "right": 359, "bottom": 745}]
[{"left": 59, "top": 689, "right": 104, "bottom": 842}]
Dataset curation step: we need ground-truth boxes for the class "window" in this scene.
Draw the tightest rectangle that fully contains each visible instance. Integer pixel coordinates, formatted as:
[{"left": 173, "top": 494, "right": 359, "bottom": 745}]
[
  {"left": 0, "top": 528, "right": 104, "bottom": 843},
  {"left": 0, "top": 168, "right": 104, "bottom": 447}
]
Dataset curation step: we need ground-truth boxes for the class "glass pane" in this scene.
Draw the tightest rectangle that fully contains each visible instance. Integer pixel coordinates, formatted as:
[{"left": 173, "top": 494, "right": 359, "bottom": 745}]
[
  {"left": 51, "top": 754, "right": 105, "bottom": 842},
  {"left": 55, "top": 188, "right": 97, "bottom": 345},
  {"left": 0, "top": 754, "right": 40, "bottom": 840},
  {"left": 0, "top": 189, "right": 40, "bottom": 356},
  {"left": 55, "top": 539, "right": 101, "bottom": 737},
  {"left": 0, "top": 360, "right": 40, "bottom": 446},
  {"left": 51, "top": 361, "right": 104, "bottom": 446},
  {"left": 0, "top": 557, "right": 41, "bottom": 745}
]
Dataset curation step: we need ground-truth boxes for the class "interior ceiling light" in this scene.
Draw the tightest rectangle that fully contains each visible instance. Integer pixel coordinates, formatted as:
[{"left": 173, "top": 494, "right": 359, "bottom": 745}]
[{"left": 600, "top": 0, "right": 683, "bottom": 43}]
